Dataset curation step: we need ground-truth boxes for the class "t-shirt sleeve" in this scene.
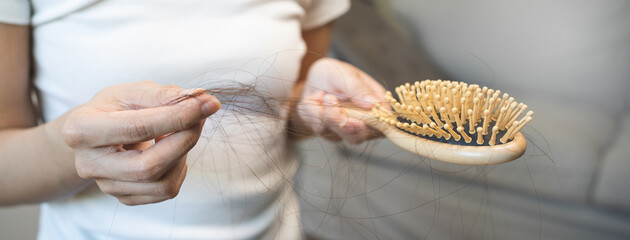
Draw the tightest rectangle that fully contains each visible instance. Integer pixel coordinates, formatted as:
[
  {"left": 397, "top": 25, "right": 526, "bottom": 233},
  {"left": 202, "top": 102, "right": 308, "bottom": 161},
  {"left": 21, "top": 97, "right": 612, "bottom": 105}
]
[
  {"left": 0, "top": 0, "right": 31, "bottom": 25},
  {"left": 301, "top": 0, "right": 350, "bottom": 30}
]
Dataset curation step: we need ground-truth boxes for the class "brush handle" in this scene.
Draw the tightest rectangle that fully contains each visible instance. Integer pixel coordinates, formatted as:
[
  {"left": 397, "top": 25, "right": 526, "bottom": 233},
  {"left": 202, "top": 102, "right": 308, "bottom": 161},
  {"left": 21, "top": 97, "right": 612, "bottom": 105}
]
[{"left": 340, "top": 104, "right": 526, "bottom": 165}]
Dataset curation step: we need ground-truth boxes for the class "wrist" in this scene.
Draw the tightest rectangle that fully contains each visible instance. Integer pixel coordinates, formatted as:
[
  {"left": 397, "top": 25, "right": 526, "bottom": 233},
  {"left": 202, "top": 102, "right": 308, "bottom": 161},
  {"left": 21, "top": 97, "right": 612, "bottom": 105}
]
[
  {"left": 43, "top": 111, "right": 74, "bottom": 156},
  {"left": 42, "top": 110, "right": 90, "bottom": 188}
]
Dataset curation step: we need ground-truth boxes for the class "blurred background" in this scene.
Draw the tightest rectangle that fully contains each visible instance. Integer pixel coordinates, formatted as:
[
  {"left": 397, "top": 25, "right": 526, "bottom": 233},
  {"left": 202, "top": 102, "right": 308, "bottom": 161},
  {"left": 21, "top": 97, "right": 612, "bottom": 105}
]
[{"left": 2, "top": 0, "right": 629, "bottom": 239}]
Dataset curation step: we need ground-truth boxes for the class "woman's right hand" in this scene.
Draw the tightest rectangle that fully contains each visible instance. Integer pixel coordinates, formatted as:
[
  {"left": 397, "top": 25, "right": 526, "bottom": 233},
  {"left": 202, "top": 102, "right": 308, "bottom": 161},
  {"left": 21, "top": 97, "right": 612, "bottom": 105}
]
[{"left": 60, "top": 81, "right": 221, "bottom": 205}]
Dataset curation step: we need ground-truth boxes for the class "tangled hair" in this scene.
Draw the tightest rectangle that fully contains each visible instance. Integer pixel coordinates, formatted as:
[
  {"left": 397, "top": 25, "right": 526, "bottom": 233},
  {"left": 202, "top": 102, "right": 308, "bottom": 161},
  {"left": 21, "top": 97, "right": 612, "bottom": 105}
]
[
  {"left": 98, "top": 50, "right": 556, "bottom": 240},
  {"left": 152, "top": 76, "right": 556, "bottom": 240}
]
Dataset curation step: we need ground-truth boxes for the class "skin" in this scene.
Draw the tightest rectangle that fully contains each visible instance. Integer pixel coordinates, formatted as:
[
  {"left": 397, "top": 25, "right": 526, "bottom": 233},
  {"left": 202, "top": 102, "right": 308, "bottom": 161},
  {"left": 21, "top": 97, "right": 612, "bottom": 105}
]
[
  {"left": 292, "top": 24, "right": 387, "bottom": 143},
  {"left": 0, "top": 22, "right": 385, "bottom": 206}
]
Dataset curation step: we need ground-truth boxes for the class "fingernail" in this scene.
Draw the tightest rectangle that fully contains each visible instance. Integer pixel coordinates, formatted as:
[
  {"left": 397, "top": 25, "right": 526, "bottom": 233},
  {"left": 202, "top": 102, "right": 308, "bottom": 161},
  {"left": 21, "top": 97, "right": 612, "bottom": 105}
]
[{"left": 202, "top": 98, "right": 221, "bottom": 116}]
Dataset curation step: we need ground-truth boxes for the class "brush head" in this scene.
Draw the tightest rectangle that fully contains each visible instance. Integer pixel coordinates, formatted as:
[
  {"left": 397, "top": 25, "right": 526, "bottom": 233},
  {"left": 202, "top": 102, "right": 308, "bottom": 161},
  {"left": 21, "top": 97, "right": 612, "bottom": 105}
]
[{"left": 372, "top": 80, "right": 533, "bottom": 147}]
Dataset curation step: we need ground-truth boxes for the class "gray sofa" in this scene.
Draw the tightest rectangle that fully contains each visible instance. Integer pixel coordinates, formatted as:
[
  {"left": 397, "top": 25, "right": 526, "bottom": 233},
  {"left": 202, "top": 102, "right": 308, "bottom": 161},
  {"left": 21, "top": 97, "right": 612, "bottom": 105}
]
[{"left": 298, "top": 1, "right": 630, "bottom": 239}]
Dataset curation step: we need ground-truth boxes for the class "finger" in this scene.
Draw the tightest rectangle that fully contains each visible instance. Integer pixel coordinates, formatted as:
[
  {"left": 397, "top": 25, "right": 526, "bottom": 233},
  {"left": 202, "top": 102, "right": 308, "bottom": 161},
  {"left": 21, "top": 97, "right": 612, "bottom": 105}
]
[
  {"left": 296, "top": 91, "right": 327, "bottom": 134},
  {"left": 341, "top": 120, "right": 385, "bottom": 143},
  {"left": 96, "top": 157, "right": 187, "bottom": 197},
  {"left": 74, "top": 146, "right": 122, "bottom": 180},
  {"left": 323, "top": 94, "right": 382, "bottom": 144},
  {"left": 297, "top": 92, "right": 341, "bottom": 141},
  {"left": 322, "top": 93, "right": 348, "bottom": 133},
  {"left": 317, "top": 125, "right": 343, "bottom": 142},
  {"left": 84, "top": 122, "right": 203, "bottom": 181},
  {"left": 65, "top": 94, "right": 218, "bottom": 147},
  {"left": 367, "top": 127, "right": 385, "bottom": 139},
  {"left": 104, "top": 81, "right": 203, "bottom": 109},
  {"left": 116, "top": 161, "right": 187, "bottom": 206},
  {"left": 348, "top": 71, "right": 387, "bottom": 110},
  {"left": 322, "top": 94, "right": 362, "bottom": 141},
  {"left": 319, "top": 60, "right": 384, "bottom": 110},
  {"left": 339, "top": 120, "right": 370, "bottom": 144}
]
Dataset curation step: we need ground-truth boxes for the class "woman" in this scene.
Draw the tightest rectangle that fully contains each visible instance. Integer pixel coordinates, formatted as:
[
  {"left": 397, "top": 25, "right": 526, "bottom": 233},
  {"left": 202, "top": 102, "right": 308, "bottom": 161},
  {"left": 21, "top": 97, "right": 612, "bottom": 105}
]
[{"left": 0, "top": 0, "right": 385, "bottom": 239}]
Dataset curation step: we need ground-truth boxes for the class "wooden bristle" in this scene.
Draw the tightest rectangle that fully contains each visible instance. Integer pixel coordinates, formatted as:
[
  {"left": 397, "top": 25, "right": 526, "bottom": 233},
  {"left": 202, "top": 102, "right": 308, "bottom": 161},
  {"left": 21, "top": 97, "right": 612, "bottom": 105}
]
[
  {"left": 476, "top": 127, "right": 484, "bottom": 145},
  {"left": 467, "top": 109, "right": 475, "bottom": 134},
  {"left": 444, "top": 123, "right": 460, "bottom": 141},
  {"left": 377, "top": 80, "right": 534, "bottom": 146},
  {"left": 431, "top": 122, "right": 449, "bottom": 139},
  {"left": 458, "top": 126, "right": 472, "bottom": 143},
  {"left": 489, "top": 126, "right": 499, "bottom": 146},
  {"left": 482, "top": 110, "right": 490, "bottom": 135}
]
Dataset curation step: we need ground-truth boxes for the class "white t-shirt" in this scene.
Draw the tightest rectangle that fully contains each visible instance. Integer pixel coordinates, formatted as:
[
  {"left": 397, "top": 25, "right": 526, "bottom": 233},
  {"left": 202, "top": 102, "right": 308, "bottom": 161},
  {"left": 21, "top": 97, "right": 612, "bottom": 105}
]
[{"left": 0, "top": 0, "right": 349, "bottom": 239}]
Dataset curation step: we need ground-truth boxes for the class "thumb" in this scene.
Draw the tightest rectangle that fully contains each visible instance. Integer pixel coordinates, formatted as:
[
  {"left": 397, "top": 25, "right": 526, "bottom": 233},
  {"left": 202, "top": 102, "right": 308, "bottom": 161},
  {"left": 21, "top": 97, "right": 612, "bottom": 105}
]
[
  {"left": 350, "top": 91, "right": 381, "bottom": 110},
  {"left": 111, "top": 81, "right": 211, "bottom": 110},
  {"left": 313, "top": 59, "right": 383, "bottom": 110}
]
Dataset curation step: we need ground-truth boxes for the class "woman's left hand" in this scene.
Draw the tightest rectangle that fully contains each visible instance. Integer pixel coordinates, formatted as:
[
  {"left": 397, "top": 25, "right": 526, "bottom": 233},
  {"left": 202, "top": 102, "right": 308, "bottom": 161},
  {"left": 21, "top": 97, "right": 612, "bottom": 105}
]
[{"left": 295, "top": 58, "right": 387, "bottom": 144}]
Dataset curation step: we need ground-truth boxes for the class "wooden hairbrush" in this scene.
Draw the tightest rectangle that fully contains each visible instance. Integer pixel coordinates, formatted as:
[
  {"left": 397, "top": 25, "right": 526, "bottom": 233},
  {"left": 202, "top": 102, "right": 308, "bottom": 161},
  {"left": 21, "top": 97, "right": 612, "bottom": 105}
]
[{"left": 344, "top": 79, "right": 533, "bottom": 165}]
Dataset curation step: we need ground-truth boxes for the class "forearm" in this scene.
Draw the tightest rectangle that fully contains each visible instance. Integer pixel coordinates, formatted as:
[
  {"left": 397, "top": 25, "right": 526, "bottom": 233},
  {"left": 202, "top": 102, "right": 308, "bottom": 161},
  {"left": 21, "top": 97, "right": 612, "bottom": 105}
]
[
  {"left": 288, "top": 24, "right": 333, "bottom": 139},
  {"left": 0, "top": 23, "right": 85, "bottom": 205},
  {"left": 0, "top": 113, "right": 88, "bottom": 205}
]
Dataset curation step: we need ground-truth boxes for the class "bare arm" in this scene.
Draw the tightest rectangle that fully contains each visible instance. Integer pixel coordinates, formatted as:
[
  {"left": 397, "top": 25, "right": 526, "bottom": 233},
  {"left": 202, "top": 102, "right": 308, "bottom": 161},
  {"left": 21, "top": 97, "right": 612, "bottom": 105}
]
[
  {"left": 0, "top": 23, "right": 85, "bottom": 205},
  {"left": 287, "top": 24, "right": 333, "bottom": 138},
  {"left": 297, "top": 24, "right": 334, "bottom": 83}
]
